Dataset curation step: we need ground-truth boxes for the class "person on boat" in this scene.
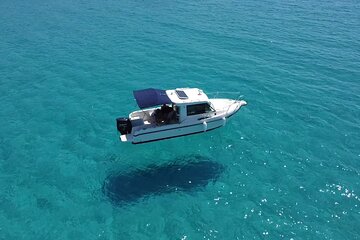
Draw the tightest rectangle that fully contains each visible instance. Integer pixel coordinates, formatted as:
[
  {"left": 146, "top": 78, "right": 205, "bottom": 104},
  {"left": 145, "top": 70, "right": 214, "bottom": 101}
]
[
  {"left": 162, "top": 104, "right": 178, "bottom": 124},
  {"left": 166, "top": 109, "right": 177, "bottom": 124},
  {"left": 154, "top": 104, "right": 171, "bottom": 124},
  {"left": 154, "top": 108, "right": 162, "bottom": 124},
  {"left": 161, "top": 104, "right": 172, "bottom": 114},
  {"left": 155, "top": 104, "right": 176, "bottom": 124}
]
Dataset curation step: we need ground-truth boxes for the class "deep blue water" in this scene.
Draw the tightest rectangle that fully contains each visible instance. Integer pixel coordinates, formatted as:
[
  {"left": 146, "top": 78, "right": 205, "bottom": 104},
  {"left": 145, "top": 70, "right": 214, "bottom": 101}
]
[{"left": 1, "top": 0, "right": 359, "bottom": 239}]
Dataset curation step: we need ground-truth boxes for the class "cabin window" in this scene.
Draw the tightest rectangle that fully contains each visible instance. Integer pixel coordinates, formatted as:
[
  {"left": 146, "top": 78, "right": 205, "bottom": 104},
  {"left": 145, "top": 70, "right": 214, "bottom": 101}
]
[{"left": 187, "top": 103, "right": 212, "bottom": 116}]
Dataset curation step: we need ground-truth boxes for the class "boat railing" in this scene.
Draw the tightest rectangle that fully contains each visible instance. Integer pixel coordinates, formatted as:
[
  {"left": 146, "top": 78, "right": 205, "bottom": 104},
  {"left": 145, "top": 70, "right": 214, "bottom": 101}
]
[{"left": 208, "top": 91, "right": 244, "bottom": 100}]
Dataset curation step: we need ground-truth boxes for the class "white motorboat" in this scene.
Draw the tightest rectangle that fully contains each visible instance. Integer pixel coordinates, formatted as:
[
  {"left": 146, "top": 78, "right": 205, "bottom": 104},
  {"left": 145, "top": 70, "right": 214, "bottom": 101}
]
[{"left": 116, "top": 88, "right": 247, "bottom": 144}]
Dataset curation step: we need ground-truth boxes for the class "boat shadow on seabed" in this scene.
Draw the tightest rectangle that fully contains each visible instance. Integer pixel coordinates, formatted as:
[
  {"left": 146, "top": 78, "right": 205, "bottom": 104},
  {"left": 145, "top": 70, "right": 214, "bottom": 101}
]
[{"left": 102, "top": 155, "right": 225, "bottom": 206}]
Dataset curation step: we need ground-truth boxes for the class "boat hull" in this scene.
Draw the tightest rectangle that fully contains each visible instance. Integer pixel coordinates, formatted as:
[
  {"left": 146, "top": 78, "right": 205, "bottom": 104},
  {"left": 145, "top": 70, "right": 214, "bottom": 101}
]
[
  {"left": 118, "top": 98, "right": 247, "bottom": 144},
  {"left": 130, "top": 118, "right": 225, "bottom": 144}
]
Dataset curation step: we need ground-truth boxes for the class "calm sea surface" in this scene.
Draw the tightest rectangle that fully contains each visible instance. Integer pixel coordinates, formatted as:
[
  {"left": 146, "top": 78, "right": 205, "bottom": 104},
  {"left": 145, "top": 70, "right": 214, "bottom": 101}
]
[{"left": 0, "top": 0, "right": 359, "bottom": 239}]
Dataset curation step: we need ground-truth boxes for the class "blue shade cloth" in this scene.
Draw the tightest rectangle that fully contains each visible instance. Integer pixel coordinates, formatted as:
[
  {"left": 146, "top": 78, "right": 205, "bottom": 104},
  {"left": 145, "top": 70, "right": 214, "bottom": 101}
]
[{"left": 133, "top": 88, "right": 172, "bottom": 109}]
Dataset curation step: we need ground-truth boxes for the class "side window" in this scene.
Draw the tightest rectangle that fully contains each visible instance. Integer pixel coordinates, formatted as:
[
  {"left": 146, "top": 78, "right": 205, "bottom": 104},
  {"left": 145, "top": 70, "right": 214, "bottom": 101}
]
[{"left": 187, "top": 103, "right": 211, "bottom": 116}]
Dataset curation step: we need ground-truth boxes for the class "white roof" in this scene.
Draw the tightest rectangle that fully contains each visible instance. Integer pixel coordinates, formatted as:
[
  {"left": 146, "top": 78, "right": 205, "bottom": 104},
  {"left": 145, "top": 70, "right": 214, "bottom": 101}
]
[{"left": 166, "top": 88, "right": 209, "bottom": 104}]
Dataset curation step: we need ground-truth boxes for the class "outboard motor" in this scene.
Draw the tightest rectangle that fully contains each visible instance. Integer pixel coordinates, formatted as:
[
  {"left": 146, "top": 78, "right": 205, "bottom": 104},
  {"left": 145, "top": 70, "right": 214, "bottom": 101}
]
[{"left": 116, "top": 117, "right": 132, "bottom": 135}]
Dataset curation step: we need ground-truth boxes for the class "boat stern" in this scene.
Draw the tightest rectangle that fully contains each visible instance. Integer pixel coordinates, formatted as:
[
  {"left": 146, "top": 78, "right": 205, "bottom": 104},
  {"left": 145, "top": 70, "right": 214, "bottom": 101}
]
[
  {"left": 116, "top": 117, "right": 133, "bottom": 142},
  {"left": 120, "top": 134, "right": 133, "bottom": 142}
]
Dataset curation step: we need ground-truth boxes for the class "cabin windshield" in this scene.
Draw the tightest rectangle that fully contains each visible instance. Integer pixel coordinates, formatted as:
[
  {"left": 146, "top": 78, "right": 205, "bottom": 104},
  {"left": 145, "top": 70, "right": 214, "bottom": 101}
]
[{"left": 186, "top": 103, "right": 214, "bottom": 116}]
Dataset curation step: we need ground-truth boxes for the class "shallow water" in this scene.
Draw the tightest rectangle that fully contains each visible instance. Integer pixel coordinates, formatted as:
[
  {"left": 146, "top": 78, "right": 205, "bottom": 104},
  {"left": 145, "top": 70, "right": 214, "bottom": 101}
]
[{"left": 0, "top": 0, "right": 359, "bottom": 239}]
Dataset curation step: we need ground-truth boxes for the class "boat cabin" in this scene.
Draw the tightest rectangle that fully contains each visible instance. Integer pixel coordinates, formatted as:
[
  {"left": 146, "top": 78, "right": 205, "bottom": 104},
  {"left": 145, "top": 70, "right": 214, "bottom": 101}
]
[{"left": 132, "top": 88, "right": 215, "bottom": 125}]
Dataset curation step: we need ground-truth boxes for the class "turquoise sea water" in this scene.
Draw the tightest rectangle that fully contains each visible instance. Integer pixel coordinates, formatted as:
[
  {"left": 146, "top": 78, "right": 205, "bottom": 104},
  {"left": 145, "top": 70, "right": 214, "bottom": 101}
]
[{"left": 1, "top": 0, "right": 360, "bottom": 239}]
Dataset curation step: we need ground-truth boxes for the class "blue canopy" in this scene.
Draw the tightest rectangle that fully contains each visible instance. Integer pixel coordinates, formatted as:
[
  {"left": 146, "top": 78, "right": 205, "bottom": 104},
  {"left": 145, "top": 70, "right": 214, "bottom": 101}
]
[{"left": 133, "top": 88, "right": 172, "bottom": 109}]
